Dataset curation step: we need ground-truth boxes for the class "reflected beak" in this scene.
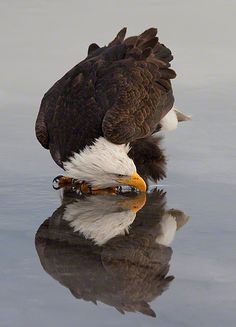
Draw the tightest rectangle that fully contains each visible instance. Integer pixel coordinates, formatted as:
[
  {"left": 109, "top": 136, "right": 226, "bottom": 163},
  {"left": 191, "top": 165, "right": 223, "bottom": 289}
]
[
  {"left": 117, "top": 172, "right": 147, "bottom": 192},
  {"left": 119, "top": 193, "right": 147, "bottom": 213}
]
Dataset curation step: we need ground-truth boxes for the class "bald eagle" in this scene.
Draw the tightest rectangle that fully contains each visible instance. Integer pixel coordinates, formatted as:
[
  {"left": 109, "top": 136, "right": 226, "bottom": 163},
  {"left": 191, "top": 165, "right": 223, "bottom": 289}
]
[{"left": 35, "top": 27, "right": 188, "bottom": 192}]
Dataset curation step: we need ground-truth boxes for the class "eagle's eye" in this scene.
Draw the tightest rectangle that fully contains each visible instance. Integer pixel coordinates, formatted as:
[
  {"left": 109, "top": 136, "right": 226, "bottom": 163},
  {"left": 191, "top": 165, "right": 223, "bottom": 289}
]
[{"left": 117, "top": 174, "right": 125, "bottom": 177}]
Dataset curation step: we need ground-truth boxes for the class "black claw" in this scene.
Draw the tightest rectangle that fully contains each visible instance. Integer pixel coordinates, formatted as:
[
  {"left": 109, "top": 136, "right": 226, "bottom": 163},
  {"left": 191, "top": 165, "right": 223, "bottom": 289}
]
[{"left": 52, "top": 175, "right": 64, "bottom": 190}]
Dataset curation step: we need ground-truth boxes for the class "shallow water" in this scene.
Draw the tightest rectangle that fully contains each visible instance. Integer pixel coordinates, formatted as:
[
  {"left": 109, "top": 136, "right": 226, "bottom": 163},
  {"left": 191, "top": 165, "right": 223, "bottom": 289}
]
[{"left": 1, "top": 1, "right": 236, "bottom": 326}]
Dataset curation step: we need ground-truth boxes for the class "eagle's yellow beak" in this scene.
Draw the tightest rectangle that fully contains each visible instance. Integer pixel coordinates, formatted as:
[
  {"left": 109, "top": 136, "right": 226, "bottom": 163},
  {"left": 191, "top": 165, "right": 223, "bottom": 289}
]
[{"left": 118, "top": 172, "right": 147, "bottom": 192}]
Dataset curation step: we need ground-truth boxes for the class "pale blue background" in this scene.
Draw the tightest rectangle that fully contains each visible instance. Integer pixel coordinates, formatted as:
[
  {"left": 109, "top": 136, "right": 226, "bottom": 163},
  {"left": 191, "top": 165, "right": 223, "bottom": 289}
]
[{"left": 0, "top": 1, "right": 235, "bottom": 326}]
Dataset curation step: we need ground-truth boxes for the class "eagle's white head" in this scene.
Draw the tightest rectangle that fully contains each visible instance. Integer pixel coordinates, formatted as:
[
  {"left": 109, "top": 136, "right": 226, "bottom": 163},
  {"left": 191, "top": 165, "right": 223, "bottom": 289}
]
[{"left": 63, "top": 137, "right": 146, "bottom": 191}]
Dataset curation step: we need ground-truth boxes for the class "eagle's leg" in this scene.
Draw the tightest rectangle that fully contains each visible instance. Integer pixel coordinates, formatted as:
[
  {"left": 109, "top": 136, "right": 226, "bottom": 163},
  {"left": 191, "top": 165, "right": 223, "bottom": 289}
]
[
  {"left": 81, "top": 183, "right": 118, "bottom": 195},
  {"left": 90, "top": 187, "right": 118, "bottom": 195},
  {"left": 52, "top": 175, "right": 118, "bottom": 195}
]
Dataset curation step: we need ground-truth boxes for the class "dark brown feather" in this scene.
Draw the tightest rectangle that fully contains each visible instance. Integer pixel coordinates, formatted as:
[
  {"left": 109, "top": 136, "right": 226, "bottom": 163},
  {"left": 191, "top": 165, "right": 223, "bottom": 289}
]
[
  {"left": 108, "top": 27, "right": 127, "bottom": 46},
  {"left": 35, "top": 27, "right": 176, "bottom": 166},
  {"left": 87, "top": 43, "right": 100, "bottom": 55},
  {"left": 129, "top": 136, "right": 167, "bottom": 184}
]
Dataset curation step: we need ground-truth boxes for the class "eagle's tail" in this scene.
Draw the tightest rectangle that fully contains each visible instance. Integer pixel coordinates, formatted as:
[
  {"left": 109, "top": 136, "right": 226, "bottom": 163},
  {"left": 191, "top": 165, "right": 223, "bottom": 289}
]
[
  {"left": 88, "top": 27, "right": 176, "bottom": 82},
  {"left": 111, "top": 27, "right": 176, "bottom": 80}
]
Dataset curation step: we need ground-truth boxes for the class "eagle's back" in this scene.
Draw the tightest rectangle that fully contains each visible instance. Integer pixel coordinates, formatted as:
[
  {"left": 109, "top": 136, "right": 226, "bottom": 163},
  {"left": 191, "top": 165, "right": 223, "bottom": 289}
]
[{"left": 35, "top": 28, "right": 176, "bottom": 167}]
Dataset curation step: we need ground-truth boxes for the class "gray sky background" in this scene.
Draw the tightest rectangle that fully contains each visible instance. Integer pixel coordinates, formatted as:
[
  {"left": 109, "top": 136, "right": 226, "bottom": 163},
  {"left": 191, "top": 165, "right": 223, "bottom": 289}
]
[
  {"left": 0, "top": 2, "right": 236, "bottom": 326},
  {"left": 0, "top": 0, "right": 235, "bottom": 184},
  {"left": 1, "top": 0, "right": 235, "bottom": 96}
]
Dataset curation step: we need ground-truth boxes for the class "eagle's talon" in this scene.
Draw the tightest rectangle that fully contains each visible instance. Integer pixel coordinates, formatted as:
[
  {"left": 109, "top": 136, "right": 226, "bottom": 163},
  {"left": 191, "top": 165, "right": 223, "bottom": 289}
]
[
  {"left": 52, "top": 175, "right": 64, "bottom": 190},
  {"left": 117, "top": 186, "right": 122, "bottom": 193}
]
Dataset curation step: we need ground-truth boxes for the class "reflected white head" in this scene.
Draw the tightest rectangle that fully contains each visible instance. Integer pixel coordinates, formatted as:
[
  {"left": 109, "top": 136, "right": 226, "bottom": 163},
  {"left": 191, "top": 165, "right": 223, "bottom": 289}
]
[
  {"left": 63, "top": 196, "right": 137, "bottom": 245},
  {"left": 63, "top": 193, "right": 146, "bottom": 245}
]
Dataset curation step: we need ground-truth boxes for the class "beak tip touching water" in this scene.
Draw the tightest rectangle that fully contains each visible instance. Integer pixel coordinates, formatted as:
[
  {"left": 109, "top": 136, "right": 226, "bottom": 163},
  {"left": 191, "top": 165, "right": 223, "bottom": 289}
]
[{"left": 118, "top": 172, "right": 147, "bottom": 192}]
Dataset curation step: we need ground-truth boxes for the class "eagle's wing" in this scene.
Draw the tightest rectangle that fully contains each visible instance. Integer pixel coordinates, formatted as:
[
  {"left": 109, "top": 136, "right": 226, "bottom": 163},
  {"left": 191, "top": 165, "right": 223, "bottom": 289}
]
[
  {"left": 35, "top": 97, "right": 49, "bottom": 149},
  {"left": 35, "top": 61, "right": 86, "bottom": 166},
  {"left": 35, "top": 28, "right": 176, "bottom": 166},
  {"left": 101, "top": 28, "right": 176, "bottom": 144},
  {"left": 35, "top": 68, "right": 75, "bottom": 150}
]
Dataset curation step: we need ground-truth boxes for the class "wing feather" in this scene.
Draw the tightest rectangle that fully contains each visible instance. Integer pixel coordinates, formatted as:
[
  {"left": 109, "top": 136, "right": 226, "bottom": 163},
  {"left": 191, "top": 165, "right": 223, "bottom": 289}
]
[
  {"left": 35, "top": 97, "right": 49, "bottom": 149},
  {"left": 102, "top": 28, "right": 175, "bottom": 144},
  {"left": 35, "top": 27, "right": 176, "bottom": 165}
]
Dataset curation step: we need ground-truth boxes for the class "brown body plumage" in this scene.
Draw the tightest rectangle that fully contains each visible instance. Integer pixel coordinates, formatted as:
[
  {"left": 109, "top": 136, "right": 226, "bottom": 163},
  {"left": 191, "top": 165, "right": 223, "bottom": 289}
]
[{"left": 35, "top": 28, "right": 176, "bottom": 182}]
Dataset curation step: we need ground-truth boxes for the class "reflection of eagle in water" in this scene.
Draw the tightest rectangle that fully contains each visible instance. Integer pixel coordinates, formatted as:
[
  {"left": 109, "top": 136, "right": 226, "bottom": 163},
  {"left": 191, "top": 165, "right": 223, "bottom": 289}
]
[
  {"left": 35, "top": 191, "right": 189, "bottom": 317},
  {"left": 35, "top": 28, "right": 189, "bottom": 191}
]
